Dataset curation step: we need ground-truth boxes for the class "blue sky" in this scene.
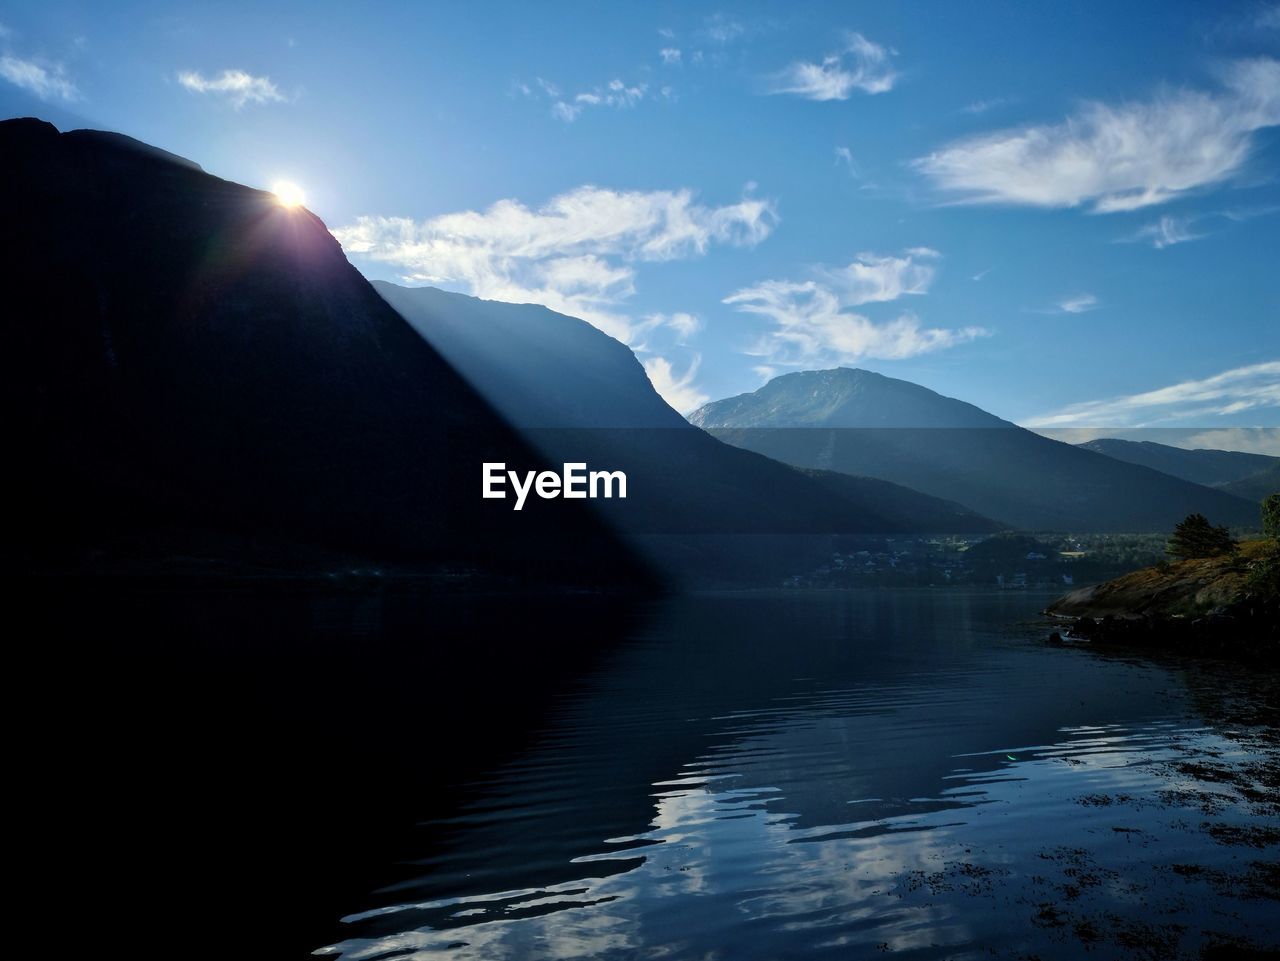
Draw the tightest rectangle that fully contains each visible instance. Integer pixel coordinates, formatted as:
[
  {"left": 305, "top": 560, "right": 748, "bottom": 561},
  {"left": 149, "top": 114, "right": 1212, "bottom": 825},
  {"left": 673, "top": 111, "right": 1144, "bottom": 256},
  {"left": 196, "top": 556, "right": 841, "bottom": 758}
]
[{"left": 3, "top": 0, "right": 1278, "bottom": 448}]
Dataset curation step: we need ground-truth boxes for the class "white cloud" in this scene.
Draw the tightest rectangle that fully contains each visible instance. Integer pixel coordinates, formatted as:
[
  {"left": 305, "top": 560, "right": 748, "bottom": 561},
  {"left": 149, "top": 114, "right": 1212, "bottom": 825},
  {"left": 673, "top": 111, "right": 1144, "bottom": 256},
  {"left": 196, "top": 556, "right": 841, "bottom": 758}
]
[
  {"left": 1179, "top": 427, "right": 1280, "bottom": 456},
  {"left": 0, "top": 55, "right": 78, "bottom": 101},
  {"left": 603, "top": 79, "right": 645, "bottom": 104},
  {"left": 1221, "top": 202, "right": 1280, "bottom": 222},
  {"left": 1118, "top": 204, "right": 1278, "bottom": 249},
  {"left": 962, "top": 97, "right": 1008, "bottom": 115},
  {"left": 1050, "top": 293, "right": 1099, "bottom": 314},
  {"left": 644, "top": 354, "right": 709, "bottom": 413},
  {"left": 821, "top": 249, "right": 940, "bottom": 305},
  {"left": 704, "top": 14, "right": 745, "bottom": 45},
  {"left": 724, "top": 249, "right": 987, "bottom": 367},
  {"left": 1025, "top": 360, "right": 1280, "bottom": 427},
  {"left": 834, "top": 145, "right": 857, "bottom": 175},
  {"left": 333, "top": 186, "right": 776, "bottom": 344},
  {"left": 178, "top": 69, "right": 285, "bottom": 108},
  {"left": 915, "top": 58, "right": 1280, "bottom": 212},
  {"left": 636, "top": 311, "right": 701, "bottom": 346},
  {"left": 659, "top": 48, "right": 682, "bottom": 65},
  {"left": 521, "top": 75, "right": 651, "bottom": 122},
  {"left": 551, "top": 100, "right": 581, "bottom": 122},
  {"left": 1035, "top": 425, "right": 1280, "bottom": 454},
  {"left": 768, "top": 32, "right": 897, "bottom": 101},
  {"left": 1127, "top": 215, "right": 1202, "bottom": 249}
]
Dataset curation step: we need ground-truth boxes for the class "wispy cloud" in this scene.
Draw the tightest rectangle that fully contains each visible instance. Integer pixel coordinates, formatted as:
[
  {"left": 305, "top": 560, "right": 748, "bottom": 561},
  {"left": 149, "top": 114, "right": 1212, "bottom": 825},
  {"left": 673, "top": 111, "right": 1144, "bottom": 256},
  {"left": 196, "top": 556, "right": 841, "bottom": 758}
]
[
  {"left": 643, "top": 354, "right": 709, "bottom": 413},
  {"left": 724, "top": 248, "right": 988, "bottom": 367},
  {"left": 821, "top": 248, "right": 941, "bottom": 305},
  {"left": 551, "top": 101, "right": 582, "bottom": 122},
  {"left": 0, "top": 54, "right": 78, "bottom": 101},
  {"left": 915, "top": 58, "right": 1280, "bottom": 212},
  {"left": 1025, "top": 360, "right": 1280, "bottom": 427},
  {"left": 1044, "top": 293, "right": 1099, "bottom": 314},
  {"left": 635, "top": 311, "right": 701, "bottom": 347},
  {"left": 520, "top": 75, "right": 652, "bottom": 122},
  {"left": 1179, "top": 427, "right": 1280, "bottom": 456},
  {"left": 704, "top": 13, "right": 745, "bottom": 45},
  {"left": 768, "top": 32, "right": 897, "bottom": 101},
  {"left": 752, "top": 364, "right": 778, "bottom": 381},
  {"left": 1117, "top": 204, "right": 1279, "bottom": 249},
  {"left": 1034, "top": 425, "right": 1280, "bottom": 454},
  {"left": 333, "top": 186, "right": 776, "bottom": 345},
  {"left": 1221, "top": 202, "right": 1280, "bottom": 222},
  {"left": 834, "top": 145, "right": 858, "bottom": 176},
  {"left": 178, "top": 69, "right": 285, "bottom": 108},
  {"left": 659, "top": 47, "right": 682, "bottom": 65},
  {"left": 961, "top": 97, "right": 1008, "bottom": 115},
  {"left": 1125, "top": 215, "right": 1202, "bottom": 249}
]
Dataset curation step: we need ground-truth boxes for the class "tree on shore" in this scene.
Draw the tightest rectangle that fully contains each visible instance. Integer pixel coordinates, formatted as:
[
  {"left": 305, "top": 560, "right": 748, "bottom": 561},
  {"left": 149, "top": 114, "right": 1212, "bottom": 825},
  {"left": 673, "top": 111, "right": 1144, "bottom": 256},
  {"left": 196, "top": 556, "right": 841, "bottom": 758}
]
[
  {"left": 1166, "top": 513, "right": 1236, "bottom": 561},
  {"left": 1246, "top": 495, "right": 1280, "bottom": 601},
  {"left": 1264, "top": 493, "right": 1279, "bottom": 541}
]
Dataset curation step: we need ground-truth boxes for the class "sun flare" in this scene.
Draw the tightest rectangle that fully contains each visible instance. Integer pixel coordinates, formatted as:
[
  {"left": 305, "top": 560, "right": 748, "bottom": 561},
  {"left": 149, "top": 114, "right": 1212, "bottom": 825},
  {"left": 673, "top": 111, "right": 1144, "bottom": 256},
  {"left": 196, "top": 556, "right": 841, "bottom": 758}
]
[{"left": 271, "top": 180, "right": 306, "bottom": 208}]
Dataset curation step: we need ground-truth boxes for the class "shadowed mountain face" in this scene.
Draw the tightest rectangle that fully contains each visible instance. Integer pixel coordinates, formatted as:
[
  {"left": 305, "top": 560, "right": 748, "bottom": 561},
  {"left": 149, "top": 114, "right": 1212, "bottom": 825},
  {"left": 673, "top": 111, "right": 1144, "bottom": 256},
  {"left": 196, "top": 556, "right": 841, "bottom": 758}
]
[
  {"left": 1078, "top": 438, "right": 1278, "bottom": 490},
  {"left": 690, "top": 368, "right": 1261, "bottom": 533},
  {"left": 0, "top": 118, "right": 650, "bottom": 587},
  {"left": 374, "top": 283, "right": 688, "bottom": 430},
  {"left": 373, "top": 283, "right": 1001, "bottom": 558}
]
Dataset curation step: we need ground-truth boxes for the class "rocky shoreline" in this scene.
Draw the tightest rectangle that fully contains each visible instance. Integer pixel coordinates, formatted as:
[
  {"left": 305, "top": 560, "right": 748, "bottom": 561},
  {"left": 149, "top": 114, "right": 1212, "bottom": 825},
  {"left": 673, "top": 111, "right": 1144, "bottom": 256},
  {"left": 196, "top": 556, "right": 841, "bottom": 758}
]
[{"left": 1045, "top": 538, "right": 1279, "bottom": 664}]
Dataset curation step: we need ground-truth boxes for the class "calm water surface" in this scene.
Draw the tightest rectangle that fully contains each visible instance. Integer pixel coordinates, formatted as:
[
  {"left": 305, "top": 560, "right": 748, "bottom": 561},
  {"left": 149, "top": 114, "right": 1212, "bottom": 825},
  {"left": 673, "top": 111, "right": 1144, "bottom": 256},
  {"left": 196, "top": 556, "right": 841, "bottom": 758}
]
[{"left": 316, "top": 591, "right": 1279, "bottom": 960}]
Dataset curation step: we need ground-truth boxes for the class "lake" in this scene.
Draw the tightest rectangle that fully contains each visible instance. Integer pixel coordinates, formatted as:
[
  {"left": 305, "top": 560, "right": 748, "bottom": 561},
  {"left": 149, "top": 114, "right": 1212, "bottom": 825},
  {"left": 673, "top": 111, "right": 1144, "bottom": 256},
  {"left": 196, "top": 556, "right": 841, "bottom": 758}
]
[
  {"left": 315, "top": 591, "right": 1277, "bottom": 960},
  {"left": 22, "top": 587, "right": 1277, "bottom": 959}
]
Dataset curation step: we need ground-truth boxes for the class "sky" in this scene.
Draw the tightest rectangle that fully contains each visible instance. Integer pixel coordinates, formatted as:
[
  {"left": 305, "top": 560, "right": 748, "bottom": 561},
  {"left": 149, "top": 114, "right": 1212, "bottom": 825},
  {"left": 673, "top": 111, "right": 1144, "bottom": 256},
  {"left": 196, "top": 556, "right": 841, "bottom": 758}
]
[{"left": 2, "top": 0, "right": 1278, "bottom": 450}]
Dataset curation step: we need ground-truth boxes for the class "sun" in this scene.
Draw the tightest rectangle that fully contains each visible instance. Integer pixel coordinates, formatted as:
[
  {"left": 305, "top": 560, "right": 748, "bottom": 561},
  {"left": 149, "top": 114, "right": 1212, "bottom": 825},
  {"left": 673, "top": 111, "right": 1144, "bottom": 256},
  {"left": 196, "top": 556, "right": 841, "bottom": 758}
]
[{"left": 271, "top": 180, "right": 306, "bottom": 208}]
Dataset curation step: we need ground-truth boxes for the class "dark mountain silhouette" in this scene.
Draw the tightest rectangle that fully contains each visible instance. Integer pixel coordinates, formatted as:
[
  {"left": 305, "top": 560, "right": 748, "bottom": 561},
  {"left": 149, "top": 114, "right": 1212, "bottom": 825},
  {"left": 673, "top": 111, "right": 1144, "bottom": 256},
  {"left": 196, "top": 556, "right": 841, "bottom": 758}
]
[
  {"left": 689, "top": 368, "right": 1260, "bottom": 532},
  {"left": 1078, "top": 438, "right": 1277, "bottom": 489},
  {"left": 372, "top": 283, "right": 1001, "bottom": 568},
  {"left": 0, "top": 117, "right": 652, "bottom": 587}
]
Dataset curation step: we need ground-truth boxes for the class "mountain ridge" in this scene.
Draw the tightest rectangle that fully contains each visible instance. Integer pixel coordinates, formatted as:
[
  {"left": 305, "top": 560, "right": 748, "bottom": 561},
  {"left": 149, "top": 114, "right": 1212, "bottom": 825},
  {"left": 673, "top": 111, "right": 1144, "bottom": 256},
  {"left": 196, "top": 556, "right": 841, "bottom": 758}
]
[
  {"left": 690, "top": 367, "right": 1261, "bottom": 532},
  {"left": 373, "top": 283, "right": 1004, "bottom": 571},
  {"left": 1077, "top": 437, "right": 1277, "bottom": 495}
]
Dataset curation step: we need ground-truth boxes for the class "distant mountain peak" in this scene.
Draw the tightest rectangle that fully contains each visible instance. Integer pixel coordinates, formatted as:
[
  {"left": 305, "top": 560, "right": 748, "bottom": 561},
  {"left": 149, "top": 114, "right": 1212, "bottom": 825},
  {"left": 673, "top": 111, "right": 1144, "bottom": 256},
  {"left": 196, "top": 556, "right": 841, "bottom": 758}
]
[
  {"left": 688, "top": 367, "right": 1260, "bottom": 532},
  {"left": 689, "top": 367, "right": 1010, "bottom": 430}
]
